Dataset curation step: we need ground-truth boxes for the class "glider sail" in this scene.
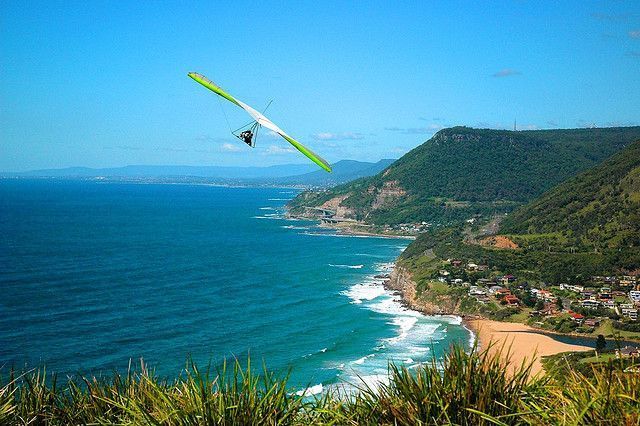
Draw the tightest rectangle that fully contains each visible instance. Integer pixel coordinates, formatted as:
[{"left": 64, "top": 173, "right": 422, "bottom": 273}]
[{"left": 188, "top": 72, "right": 332, "bottom": 172}]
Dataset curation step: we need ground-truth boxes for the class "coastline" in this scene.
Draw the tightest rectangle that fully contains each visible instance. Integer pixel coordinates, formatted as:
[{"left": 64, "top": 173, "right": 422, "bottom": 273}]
[
  {"left": 465, "top": 318, "right": 592, "bottom": 376},
  {"left": 317, "top": 221, "right": 417, "bottom": 240},
  {"left": 383, "top": 264, "right": 595, "bottom": 376},
  {"left": 289, "top": 212, "right": 608, "bottom": 376}
]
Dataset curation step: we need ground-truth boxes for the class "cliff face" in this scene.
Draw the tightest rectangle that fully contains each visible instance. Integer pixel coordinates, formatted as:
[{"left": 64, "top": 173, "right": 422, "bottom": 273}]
[
  {"left": 370, "top": 180, "right": 407, "bottom": 210},
  {"left": 387, "top": 265, "right": 460, "bottom": 315}
]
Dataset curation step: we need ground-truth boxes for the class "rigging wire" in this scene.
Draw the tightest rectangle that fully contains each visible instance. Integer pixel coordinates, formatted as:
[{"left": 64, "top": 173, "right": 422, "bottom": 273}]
[{"left": 215, "top": 96, "right": 233, "bottom": 135}]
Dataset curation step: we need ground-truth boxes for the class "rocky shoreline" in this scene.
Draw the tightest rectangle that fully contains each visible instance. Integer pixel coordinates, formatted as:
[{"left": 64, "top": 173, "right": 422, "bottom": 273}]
[{"left": 384, "top": 265, "right": 455, "bottom": 316}]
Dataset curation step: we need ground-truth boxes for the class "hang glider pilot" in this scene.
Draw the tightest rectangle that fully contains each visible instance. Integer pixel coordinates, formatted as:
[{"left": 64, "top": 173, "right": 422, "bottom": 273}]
[{"left": 239, "top": 130, "right": 254, "bottom": 146}]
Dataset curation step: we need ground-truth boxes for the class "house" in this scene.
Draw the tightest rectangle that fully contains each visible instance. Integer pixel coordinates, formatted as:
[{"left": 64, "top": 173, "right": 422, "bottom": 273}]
[
  {"left": 615, "top": 346, "right": 640, "bottom": 359},
  {"left": 535, "top": 289, "right": 556, "bottom": 302},
  {"left": 620, "top": 276, "right": 637, "bottom": 287},
  {"left": 569, "top": 312, "right": 585, "bottom": 323},
  {"left": 452, "top": 278, "right": 464, "bottom": 286},
  {"left": 466, "top": 263, "right": 478, "bottom": 271},
  {"left": 621, "top": 307, "right": 638, "bottom": 321},
  {"left": 541, "top": 302, "right": 558, "bottom": 316},
  {"left": 451, "top": 260, "right": 463, "bottom": 268},
  {"left": 629, "top": 290, "right": 640, "bottom": 303},
  {"left": 469, "top": 286, "right": 486, "bottom": 296},
  {"left": 501, "top": 274, "right": 516, "bottom": 285},
  {"left": 477, "top": 264, "right": 489, "bottom": 271},
  {"left": 488, "top": 285, "right": 504, "bottom": 295},
  {"left": 495, "top": 288, "right": 512, "bottom": 298},
  {"left": 581, "top": 299, "right": 601, "bottom": 309},
  {"left": 584, "top": 318, "right": 601, "bottom": 327},
  {"left": 560, "top": 283, "right": 584, "bottom": 292},
  {"left": 598, "top": 292, "right": 613, "bottom": 301},
  {"left": 602, "top": 300, "right": 615, "bottom": 309},
  {"left": 504, "top": 295, "right": 520, "bottom": 306}
]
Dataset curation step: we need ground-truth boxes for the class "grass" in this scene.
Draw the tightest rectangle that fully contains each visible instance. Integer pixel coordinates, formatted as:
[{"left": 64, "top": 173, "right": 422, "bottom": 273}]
[
  {"left": 593, "top": 320, "right": 640, "bottom": 341},
  {"left": 506, "top": 308, "right": 533, "bottom": 323},
  {"left": 1, "top": 345, "right": 639, "bottom": 425},
  {"left": 579, "top": 353, "right": 618, "bottom": 364}
]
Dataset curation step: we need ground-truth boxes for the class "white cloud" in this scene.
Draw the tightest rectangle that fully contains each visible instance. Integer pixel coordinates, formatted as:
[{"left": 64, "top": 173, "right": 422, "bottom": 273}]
[
  {"left": 265, "top": 130, "right": 282, "bottom": 139},
  {"left": 385, "top": 124, "right": 442, "bottom": 134},
  {"left": 221, "top": 143, "right": 243, "bottom": 152},
  {"left": 311, "top": 132, "right": 365, "bottom": 141},
  {"left": 264, "top": 145, "right": 296, "bottom": 155},
  {"left": 492, "top": 69, "right": 522, "bottom": 78}
]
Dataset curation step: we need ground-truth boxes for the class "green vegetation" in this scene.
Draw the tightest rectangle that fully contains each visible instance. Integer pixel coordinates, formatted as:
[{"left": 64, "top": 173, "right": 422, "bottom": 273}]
[
  {"left": 400, "top": 224, "right": 637, "bottom": 283},
  {"left": 3, "top": 346, "right": 639, "bottom": 425},
  {"left": 543, "top": 349, "right": 639, "bottom": 382},
  {"left": 289, "top": 126, "right": 640, "bottom": 226},
  {"left": 502, "top": 139, "right": 640, "bottom": 252}
]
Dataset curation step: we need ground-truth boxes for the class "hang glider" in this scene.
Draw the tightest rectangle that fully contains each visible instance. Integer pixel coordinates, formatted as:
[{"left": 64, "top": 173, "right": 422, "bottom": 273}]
[{"left": 188, "top": 72, "right": 332, "bottom": 172}]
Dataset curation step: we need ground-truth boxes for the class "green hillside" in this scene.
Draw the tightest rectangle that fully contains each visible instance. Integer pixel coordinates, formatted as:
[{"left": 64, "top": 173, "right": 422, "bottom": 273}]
[
  {"left": 399, "top": 139, "right": 640, "bottom": 288},
  {"left": 501, "top": 139, "right": 640, "bottom": 251},
  {"left": 289, "top": 126, "right": 640, "bottom": 225}
]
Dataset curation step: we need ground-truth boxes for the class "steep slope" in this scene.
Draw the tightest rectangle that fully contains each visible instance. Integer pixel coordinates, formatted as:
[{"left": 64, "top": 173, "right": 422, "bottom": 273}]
[
  {"left": 289, "top": 126, "right": 640, "bottom": 225},
  {"left": 501, "top": 139, "right": 640, "bottom": 250}
]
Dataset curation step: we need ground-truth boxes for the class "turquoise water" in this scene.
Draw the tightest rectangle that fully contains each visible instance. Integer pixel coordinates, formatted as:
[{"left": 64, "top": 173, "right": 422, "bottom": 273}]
[{"left": 0, "top": 180, "right": 471, "bottom": 392}]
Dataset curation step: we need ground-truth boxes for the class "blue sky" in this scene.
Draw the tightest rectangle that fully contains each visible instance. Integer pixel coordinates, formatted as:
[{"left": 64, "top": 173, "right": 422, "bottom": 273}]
[{"left": 1, "top": 1, "right": 639, "bottom": 171}]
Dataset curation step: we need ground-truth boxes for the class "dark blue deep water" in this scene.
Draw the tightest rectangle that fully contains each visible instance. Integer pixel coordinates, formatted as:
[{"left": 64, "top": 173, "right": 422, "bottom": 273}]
[{"left": 0, "top": 180, "right": 471, "bottom": 392}]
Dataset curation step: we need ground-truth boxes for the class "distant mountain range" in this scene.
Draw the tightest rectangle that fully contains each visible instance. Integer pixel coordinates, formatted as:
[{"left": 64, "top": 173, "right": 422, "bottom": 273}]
[
  {"left": 271, "top": 159, "right": 395, "bottom": 186},
  {"left": 289, "top": 126, "right": 640, "bottom": 225},
  {"left": 1, "top": 159, "right": 396, "bottom": 187}
]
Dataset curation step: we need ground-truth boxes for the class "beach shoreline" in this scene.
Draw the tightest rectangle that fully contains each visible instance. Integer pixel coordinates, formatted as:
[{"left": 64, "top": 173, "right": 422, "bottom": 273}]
[
  {"left": 462, "top": 318, "right": 592, "bottom": 376},
  {"left": 292, "top": 213, "right": 599, "bottom": 377},
  {"left": 382, "top": 264, "right": 594, "bottom": 376}
]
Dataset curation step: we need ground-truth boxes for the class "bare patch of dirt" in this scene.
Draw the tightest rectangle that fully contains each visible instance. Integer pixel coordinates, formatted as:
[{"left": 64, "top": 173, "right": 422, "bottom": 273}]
[
  {"left": 371, "top": 180, "right": 406, "bottom": 209},
  {"left": 478, "top": 235, "right": 519, "bottom": 249}
]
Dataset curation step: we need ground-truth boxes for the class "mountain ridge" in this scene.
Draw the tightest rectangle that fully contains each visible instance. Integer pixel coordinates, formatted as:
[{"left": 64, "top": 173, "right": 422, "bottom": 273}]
[
  {"left": 1, "top": 159, "right": 395, "bottom": 186},
  {"left": 289, "top": 126, "right": 640, "bottom": 225}
]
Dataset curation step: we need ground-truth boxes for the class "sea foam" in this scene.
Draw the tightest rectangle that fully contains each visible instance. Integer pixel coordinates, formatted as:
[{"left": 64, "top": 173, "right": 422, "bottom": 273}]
[{"left": 329, "top": 263, "right": 364, "bottom": 269}]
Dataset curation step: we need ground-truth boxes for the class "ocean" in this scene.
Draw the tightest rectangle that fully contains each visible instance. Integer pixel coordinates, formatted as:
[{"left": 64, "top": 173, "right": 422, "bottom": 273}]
[{"left": 0, "top": 180, "right": 472, "bottom": 393}]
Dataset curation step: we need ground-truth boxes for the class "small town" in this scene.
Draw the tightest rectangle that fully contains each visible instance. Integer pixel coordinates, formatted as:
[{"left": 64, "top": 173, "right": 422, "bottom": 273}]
[{"left": 435, "top": 259, "right": 640, "bottom": 356}]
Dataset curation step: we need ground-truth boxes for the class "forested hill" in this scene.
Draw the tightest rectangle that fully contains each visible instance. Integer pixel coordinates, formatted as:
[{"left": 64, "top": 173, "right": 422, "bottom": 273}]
[
  {"left": 501, "top": 139, "right": 640, "bottom": 250},
  {"left": 288, "top": 126, "right": 640, "bottom": 225}
]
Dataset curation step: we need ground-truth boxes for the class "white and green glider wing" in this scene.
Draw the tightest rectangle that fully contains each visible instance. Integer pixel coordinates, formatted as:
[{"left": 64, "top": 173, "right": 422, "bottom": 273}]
[{"left": 188, "top": 72, "right": 332, "bottom": 172}]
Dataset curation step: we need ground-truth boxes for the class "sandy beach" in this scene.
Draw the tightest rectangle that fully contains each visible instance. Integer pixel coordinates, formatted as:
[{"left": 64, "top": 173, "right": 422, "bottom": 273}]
[{"left": 467, "top": 319, "right": 592, "bottom": 376}]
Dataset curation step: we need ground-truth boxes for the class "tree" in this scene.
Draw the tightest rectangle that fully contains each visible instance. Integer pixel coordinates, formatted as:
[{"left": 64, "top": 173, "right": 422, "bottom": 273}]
[{"left": 595, "top": 334, "right": 607, "bottom": 355}]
